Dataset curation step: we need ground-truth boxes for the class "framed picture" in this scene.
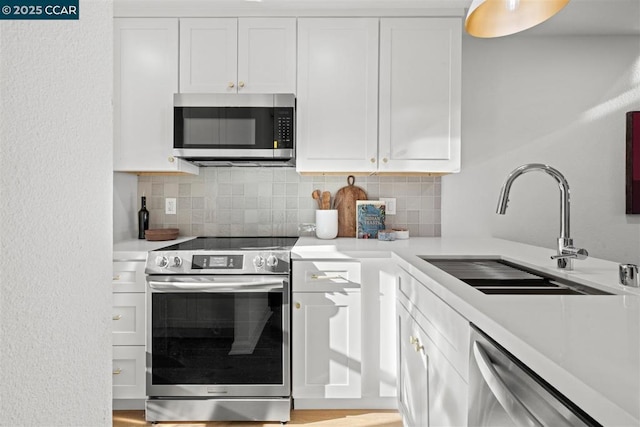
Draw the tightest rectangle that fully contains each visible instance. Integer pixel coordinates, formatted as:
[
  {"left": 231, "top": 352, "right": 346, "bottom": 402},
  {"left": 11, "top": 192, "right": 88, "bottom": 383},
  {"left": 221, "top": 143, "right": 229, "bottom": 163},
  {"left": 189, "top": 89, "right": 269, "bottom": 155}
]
[{"left": 356, "top": 200, "right": 386, "bottom": 239}]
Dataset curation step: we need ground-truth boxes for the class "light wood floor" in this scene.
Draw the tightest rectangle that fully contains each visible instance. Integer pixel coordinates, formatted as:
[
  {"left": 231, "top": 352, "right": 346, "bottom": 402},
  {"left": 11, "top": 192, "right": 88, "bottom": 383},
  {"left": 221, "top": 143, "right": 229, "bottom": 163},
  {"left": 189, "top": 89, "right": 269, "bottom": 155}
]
[{"left": 113, "top": 410, "right": 402, "bottom": 427}]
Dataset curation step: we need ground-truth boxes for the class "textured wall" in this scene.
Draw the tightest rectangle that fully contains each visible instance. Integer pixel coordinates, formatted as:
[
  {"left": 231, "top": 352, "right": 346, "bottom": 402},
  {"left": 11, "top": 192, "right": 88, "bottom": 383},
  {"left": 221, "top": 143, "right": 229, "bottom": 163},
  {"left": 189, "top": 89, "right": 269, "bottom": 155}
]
[
  {"left": 136, "top": 169, "right": 441, "bottom": 238},
  {"left": 443, "top": 34, "right": 640, "bottom": 263},
  {"left": 0, "top": 2, "right": 113, "bottom": 426}
]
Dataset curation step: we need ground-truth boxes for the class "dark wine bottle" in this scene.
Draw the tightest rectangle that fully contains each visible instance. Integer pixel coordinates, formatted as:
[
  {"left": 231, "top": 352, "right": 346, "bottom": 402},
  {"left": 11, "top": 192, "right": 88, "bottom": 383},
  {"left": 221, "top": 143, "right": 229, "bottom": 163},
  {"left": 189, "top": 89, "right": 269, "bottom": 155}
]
[{"left": 138, "top": 196, "right": 149, "bottom": 239}]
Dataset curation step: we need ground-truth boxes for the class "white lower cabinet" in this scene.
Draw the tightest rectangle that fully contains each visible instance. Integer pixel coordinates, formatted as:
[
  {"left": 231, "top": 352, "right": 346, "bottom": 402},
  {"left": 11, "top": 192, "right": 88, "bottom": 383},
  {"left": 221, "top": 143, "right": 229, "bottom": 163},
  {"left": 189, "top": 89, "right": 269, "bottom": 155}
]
[
  {"left": 398, "top": 306, "right": 429, "bottom": 427},
  {"left": 396, "top": 267, "right": 469, "bottom": 426},
  {"left": 112, "top": 346, "right": 146, "bottom": 400},
  {"left": 292, "top": 260, "right": 362, "bottom": 406},
  {"left": 292, "top": 291, "right": 362, "bottom": 399},
  {"left": 292, "top": 258, "right": 397, "bottom": 409},
  {"left": 360, "top": 258, "right": 398, "bottom": 401},
  {"left": 112, "top": 257, "right": 147, "bottom": 409}
]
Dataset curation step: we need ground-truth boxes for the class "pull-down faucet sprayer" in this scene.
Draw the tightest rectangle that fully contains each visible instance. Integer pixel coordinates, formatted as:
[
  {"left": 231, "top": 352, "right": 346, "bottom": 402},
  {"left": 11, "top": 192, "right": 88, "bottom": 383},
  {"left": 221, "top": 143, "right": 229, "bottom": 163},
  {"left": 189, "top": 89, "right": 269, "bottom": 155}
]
[{"left": 496, "top": 163, "right": 588, "bottom": 270}]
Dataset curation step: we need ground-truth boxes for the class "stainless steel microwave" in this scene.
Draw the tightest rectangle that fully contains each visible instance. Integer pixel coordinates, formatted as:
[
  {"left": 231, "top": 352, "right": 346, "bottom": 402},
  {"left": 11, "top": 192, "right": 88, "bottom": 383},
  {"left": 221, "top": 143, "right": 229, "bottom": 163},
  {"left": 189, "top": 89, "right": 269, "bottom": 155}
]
[{"left": 173, "top": 93, "right": 295, "bottom": 167}]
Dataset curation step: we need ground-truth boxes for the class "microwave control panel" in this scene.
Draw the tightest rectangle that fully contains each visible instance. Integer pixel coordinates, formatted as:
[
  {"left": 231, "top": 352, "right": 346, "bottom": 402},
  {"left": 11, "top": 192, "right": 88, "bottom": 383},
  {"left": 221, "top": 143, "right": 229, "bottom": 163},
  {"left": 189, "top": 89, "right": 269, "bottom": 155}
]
[{"left": 274, "top": 108, "right": 294, "bottom": 149}]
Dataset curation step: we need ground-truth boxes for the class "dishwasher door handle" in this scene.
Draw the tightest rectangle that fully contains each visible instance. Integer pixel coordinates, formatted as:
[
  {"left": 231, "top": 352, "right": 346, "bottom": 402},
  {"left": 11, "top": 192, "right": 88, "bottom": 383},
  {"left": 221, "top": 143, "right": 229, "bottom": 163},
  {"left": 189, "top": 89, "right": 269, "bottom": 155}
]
[{"left": 473, "top": 341, "right": 543, "bottom": 427}]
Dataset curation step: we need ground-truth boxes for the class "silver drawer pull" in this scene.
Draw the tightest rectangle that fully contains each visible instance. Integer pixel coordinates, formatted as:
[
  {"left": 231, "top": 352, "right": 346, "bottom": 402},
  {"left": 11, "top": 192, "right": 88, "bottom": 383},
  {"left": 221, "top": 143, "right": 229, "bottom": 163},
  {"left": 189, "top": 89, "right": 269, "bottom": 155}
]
[
  {"left": 112, "top": 314, "right": 122, "bottom": 321},
  {"left": 112, "top": 275, "right": 121, "bottom": 281},
  {"left": 113, "top": 368, "right": 122, "bottom": 375}
]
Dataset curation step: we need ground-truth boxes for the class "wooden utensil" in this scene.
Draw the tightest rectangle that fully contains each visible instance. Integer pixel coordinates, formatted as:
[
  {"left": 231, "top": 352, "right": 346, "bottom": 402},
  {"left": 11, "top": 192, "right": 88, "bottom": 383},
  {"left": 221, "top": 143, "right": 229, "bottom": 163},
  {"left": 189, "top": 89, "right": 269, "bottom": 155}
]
[
  {"left": 312, "top": 189, "right": 322, "bottom": 209},
  {"left": 333, "top": 175, "right": 368, "bottom": 237},
  {"left": 321, "top": 191, "right": 331, "bottom": 210}
]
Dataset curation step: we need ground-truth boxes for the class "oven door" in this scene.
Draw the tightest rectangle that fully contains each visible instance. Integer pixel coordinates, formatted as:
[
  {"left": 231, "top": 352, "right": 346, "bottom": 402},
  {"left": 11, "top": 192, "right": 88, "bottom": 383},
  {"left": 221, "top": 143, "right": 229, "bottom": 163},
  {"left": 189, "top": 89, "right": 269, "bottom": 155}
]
[{"left": 146, "top": 275, "right": 290, "bottom": 398}]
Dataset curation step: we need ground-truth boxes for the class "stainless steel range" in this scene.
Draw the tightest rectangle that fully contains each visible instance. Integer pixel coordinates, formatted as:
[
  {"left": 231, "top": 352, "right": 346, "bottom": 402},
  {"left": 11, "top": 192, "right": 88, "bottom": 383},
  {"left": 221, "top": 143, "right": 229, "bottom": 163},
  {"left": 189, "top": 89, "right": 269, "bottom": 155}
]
[{"left": 144, "top": 236, "right": 298, "bottom": 423}]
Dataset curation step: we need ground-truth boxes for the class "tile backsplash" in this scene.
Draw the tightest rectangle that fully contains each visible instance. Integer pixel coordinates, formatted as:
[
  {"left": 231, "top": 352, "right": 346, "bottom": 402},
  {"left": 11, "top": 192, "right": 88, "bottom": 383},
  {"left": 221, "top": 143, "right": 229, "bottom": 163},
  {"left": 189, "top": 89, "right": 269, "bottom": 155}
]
[{"left": 138, "top": 168, "right": 441, "bottom": 237}]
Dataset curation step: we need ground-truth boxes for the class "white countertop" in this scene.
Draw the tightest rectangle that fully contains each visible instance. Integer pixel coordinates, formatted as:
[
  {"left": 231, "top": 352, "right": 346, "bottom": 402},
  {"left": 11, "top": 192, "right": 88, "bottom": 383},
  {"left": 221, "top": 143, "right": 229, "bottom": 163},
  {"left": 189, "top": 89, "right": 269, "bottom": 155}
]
[
  {"left": 293, "top": 236, "right": 640, "bottom": 426},
  {"left": 113, "top": 236, "right": 196, "bottom": 260}
]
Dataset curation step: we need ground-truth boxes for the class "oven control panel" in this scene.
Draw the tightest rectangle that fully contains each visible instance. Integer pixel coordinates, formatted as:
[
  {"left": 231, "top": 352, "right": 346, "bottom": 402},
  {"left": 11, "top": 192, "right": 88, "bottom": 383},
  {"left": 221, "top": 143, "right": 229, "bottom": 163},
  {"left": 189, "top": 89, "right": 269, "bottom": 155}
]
[
  {"left": 192, "top": 254, "right": 244, "bottom": 270},
  {"left": 146, "top": 250, "right": 291, "bottom": 274}
]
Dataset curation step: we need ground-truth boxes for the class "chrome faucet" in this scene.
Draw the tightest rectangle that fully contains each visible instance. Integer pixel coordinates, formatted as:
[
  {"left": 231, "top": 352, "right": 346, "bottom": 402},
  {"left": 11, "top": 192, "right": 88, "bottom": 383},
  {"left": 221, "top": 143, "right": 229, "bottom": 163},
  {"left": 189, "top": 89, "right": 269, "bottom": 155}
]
[{"left": 496, "top": 163, "right": 588, "bottom": 270}]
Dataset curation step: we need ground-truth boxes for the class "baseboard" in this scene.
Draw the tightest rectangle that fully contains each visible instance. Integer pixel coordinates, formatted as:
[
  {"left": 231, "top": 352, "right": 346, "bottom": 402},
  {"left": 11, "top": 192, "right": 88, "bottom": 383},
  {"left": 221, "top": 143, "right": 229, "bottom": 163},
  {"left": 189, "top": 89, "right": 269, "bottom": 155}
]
[
  {"left": 113, "top": 399, "right": 146, "bottom": 410},
  {"left": 292, "top": 397, "right": 397, "bottom": 410}
]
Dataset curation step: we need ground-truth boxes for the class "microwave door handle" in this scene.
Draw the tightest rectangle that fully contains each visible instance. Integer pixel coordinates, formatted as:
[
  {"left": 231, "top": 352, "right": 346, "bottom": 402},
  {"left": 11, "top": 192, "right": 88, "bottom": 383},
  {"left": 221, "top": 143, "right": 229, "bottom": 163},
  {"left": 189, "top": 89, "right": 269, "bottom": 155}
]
[
  {"left": 148, "top": 279, "right": 285, "bottom": 292},
  {"left": 473, "top": 341, "right": 543, "bottom": 427}
]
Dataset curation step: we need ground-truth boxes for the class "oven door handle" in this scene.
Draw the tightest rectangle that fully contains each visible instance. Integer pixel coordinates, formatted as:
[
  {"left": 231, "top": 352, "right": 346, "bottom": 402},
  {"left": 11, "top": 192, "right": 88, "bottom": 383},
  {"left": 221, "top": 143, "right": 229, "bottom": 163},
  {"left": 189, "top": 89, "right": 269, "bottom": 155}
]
[{"left": 148, "top": 279, "right": 285, "bottom": 292}]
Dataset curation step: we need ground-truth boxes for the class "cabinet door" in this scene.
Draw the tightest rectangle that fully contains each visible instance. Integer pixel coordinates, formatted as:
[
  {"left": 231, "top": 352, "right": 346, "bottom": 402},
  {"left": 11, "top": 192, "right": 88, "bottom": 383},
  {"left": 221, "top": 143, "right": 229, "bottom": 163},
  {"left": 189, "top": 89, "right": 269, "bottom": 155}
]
[
  {"left": 114, "top": 18, "right": 198, "bottom": 174},
  {"left": 360, "top": 259, "right": 397, "bottom": 399},
  {"left": 292, "top": 291, "right": 361, "bottom": 399},
  {"left": 398, "top": 303, "right": 429, "bottom": 427},
  {"left": 179, "top": 18, "right": 238, "bottom": 93},
  {"left": 238, "top": 18, "right": 296, "bottom": 94},
  {"left": 424, "top": 328, "right": 468, "bottom": 427},
  {"left": 296, "top": 18, "right": 379, "bottom": 173},
  {"left": 398, "top": 301, "right": 468, "bottom": 427},
  {"left": 379, "top": 18, "right": 461, "bottom": 173},
  {"left": 112, "top": 345, "right": 146, "bottom": 399}
]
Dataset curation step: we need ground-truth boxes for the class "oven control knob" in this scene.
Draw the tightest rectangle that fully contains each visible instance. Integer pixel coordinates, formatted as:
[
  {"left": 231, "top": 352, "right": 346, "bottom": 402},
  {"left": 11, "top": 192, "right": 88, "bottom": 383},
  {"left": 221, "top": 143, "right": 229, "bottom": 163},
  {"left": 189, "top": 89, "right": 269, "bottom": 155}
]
[
  {"left": 170, "top": 256, "right": 182, "bottom": 268},
  {"left": 155, "top": 256, "right": 169, "bottom": 268},
  {"left": 266, "top": 255, "right": 278, "bottom": 268},
  {"left": 253, "top": 255, "right": 265, "bottom": 268}
]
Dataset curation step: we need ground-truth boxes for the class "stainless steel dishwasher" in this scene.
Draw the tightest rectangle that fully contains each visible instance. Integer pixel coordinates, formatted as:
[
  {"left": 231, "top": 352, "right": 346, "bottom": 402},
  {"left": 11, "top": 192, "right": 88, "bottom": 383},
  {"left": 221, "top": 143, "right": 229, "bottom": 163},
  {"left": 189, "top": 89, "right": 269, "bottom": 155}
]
[{"left": 468, "top": 324, "right": 601, "bottom": 426}]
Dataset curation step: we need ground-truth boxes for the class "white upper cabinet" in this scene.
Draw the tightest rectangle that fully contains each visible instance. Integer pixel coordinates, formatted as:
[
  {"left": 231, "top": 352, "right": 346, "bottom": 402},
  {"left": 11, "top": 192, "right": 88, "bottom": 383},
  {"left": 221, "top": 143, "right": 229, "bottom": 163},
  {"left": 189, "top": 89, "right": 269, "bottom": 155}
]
[
  {"left": 114, "top": 18, "right": 198, "bottom": 174},
  {"left": 180, "top": 18, "right": 296, "bottom": 94},
  {"left": 296, "top": 18, "right": 380, "bottom": 174},
  {"left": 296, "top": 17, "right": 461, "bottom": 175},
  {"left": 379, "top": 18, "right": 461, "bottom": 174}
]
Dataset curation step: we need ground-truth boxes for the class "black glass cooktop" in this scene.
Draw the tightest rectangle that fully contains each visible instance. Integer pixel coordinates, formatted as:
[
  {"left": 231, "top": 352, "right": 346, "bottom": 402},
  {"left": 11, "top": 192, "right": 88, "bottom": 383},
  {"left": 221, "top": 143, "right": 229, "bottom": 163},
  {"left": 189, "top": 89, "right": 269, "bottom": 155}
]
[{"left": 158, "top": 236, "right": 299, "bottom": 252}]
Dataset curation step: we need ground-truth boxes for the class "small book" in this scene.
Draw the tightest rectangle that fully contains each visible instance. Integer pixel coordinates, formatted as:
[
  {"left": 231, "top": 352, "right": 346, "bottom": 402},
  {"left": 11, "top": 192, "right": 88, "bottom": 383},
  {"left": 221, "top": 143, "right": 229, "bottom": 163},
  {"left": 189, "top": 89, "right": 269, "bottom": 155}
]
[{"left": 356, "top": 200, "right": 386, "bottom": 239}]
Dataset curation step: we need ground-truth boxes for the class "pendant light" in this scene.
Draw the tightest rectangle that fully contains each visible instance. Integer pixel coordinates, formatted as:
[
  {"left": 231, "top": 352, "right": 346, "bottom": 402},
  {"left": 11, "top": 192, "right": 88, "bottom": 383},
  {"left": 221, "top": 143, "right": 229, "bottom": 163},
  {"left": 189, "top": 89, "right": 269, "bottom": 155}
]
[{"left": 465, "top": 0, "right": 571, "bottom": 38}]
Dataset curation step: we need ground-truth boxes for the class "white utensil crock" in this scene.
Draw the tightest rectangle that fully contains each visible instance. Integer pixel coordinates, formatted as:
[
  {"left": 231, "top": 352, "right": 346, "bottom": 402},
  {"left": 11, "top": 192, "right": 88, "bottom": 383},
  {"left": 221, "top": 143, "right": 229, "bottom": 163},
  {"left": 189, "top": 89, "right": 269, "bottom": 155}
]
[{"left": 315, "top": 210, "right": 338, "bottom": 239}]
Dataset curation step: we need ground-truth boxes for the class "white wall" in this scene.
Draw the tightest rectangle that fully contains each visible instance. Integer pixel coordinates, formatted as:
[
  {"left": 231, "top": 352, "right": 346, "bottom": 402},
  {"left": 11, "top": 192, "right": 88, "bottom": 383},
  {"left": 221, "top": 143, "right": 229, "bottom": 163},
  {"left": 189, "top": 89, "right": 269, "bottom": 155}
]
[
  {"left": 443, "top": 35, "right": 640, "bottom": 263},
  {"left": 0, "top": 1, "right": 113, "bottom": 425}
]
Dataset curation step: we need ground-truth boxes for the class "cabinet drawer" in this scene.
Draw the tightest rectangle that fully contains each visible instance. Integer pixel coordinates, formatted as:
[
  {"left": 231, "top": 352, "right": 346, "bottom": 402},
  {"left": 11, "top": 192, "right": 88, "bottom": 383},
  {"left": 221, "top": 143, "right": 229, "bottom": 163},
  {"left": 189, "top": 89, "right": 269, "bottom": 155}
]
[
  {"left": 112, "top": 261, "right": 146, "bottom": 293},
  {"left": 397, "top": 268, "right": 469, "bottom": 380},
  {"left": 113, "top": 293, "right": 145, "bottom": 346},
  {"left": 112, "top": 345, "right": 146, "bottom": 399},
  {"left": 293, "top": 260, "right": 361, "bottom": 292}
]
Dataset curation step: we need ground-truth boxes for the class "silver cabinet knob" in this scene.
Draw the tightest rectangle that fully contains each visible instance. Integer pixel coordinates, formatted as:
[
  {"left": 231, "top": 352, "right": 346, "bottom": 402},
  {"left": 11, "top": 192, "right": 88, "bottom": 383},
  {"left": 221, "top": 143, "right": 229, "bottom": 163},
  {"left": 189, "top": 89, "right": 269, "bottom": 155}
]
[
  {"left": 228, "top": 82, "right": 235, "bottom": 88},
  {"left": 238, "top": 81, "right": 245, "bottom": 88},
  {"left": 370, "top": 157, "right": 376, "bottom": 163}
]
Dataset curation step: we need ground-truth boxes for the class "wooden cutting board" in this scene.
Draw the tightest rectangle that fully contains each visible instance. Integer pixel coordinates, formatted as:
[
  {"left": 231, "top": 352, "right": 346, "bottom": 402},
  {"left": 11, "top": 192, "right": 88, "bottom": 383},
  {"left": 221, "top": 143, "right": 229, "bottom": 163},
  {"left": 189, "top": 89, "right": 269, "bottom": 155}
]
[{"left": 334, "top": 175, "right": 368, "bottom": 237}]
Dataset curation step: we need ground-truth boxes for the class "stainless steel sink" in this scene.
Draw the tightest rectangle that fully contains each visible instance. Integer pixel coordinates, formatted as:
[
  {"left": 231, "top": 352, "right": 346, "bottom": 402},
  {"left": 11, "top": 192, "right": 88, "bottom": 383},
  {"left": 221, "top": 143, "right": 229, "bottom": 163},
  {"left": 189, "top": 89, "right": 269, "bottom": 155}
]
[{"left": 419, "top": 258, "right": 613, "bottom": 295}]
